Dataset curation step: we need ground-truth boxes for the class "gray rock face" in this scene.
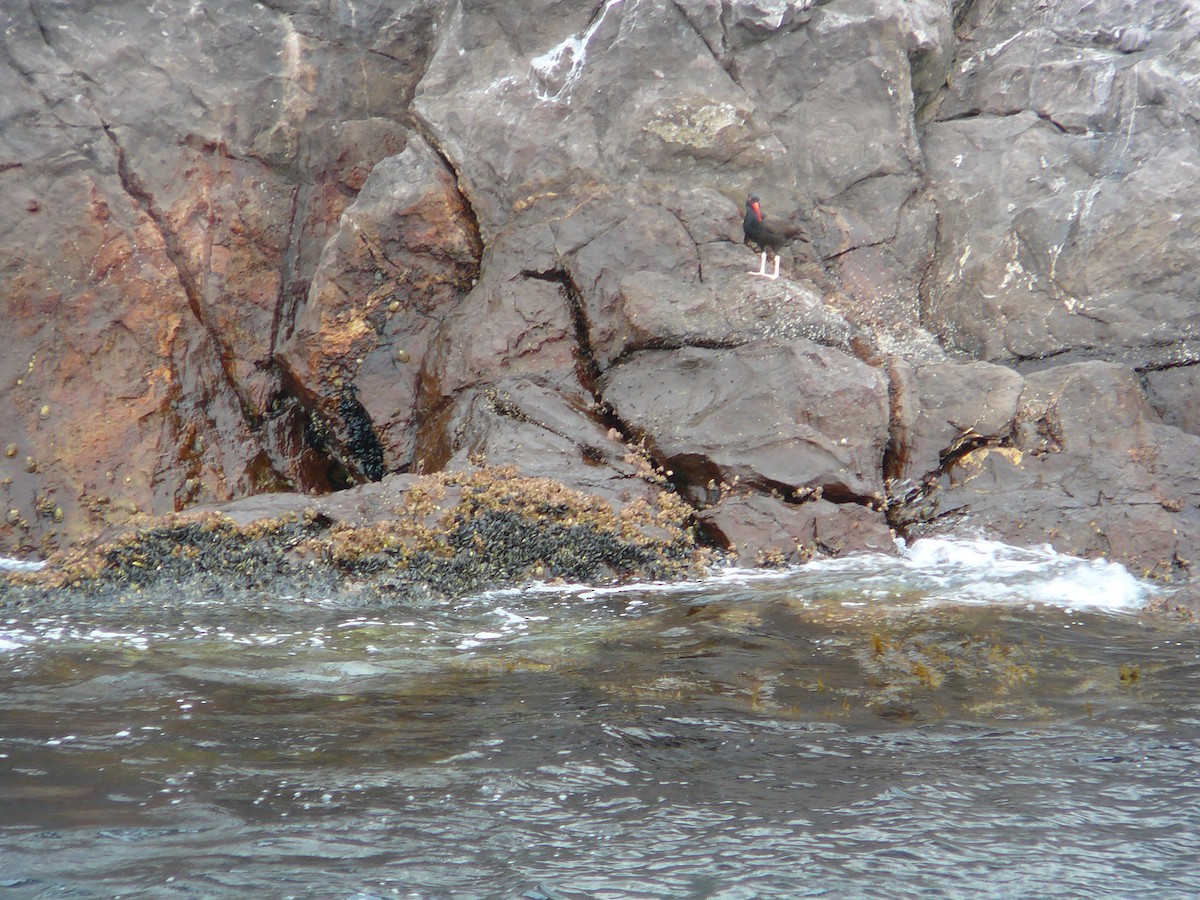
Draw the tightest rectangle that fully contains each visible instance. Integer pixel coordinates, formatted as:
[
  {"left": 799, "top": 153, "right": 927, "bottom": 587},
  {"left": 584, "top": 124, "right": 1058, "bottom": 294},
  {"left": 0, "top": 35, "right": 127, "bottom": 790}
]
[
  {"left": 921, "top": 1, "right": 1200, "bottom": 369},
  {"left": 906, "top": 363, "right": 1200, "bottom": 581},
  {"left": 1144, "top": 368, "right": 1200, "bottom": 438},
  {"left": 1, "top": 0, "right": 1197, "bottom": 591},
  {"left": 891, "top": 360, "right": 1024, "bottom": 483},
  {"left": 602, "top": 339, "right": 889, "bottom": 501}
]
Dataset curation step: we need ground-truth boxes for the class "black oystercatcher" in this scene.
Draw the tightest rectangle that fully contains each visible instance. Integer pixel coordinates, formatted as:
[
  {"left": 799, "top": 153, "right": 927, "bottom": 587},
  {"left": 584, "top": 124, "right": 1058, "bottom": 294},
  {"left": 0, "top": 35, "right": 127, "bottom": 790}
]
[{"left": 743, "top": 193, "right": 807, "bottom": 280}]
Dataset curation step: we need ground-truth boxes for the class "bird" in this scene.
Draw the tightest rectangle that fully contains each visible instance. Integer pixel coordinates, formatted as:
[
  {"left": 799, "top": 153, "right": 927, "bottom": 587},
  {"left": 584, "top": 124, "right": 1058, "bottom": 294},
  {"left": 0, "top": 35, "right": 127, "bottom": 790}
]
[{"left": 742, "top": 193, "right": 808, "bottom": 280}]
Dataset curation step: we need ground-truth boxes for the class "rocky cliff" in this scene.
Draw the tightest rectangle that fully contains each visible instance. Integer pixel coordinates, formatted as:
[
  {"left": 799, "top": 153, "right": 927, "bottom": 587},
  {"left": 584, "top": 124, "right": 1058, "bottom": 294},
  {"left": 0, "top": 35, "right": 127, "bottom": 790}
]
[{"left": 2, "top": 0, "right": 1197, "bottom": 585}]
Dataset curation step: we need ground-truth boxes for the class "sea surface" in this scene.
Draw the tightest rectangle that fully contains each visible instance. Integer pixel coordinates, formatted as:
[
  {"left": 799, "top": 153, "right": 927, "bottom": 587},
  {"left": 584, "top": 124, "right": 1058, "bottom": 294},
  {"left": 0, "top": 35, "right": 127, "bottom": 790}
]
[{"left": 2, "top": 538, "right": 1199, "bottom": 899}]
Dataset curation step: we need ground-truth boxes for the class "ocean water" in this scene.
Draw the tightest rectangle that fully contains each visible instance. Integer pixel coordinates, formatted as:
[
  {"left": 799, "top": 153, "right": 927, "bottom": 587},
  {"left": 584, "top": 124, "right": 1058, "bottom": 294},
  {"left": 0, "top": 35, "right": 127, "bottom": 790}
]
[{"left": 1, "top": 538, "right": 1197, "bottom": 898}]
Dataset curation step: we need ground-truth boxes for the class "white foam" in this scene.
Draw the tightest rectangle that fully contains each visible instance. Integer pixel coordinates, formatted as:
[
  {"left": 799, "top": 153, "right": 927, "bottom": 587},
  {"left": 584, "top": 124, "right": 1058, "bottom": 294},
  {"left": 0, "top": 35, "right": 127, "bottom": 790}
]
[
  {"left": 0, "top": 621, "right": 167, "bottom": 655},
  {"left": 804, "top": 537, "right": 1153, "bottom": 613},
  {"left": 0, "top": 556, "right": 44, "bottom": 572},
  {"left": 473, "top": 538, "right": 1154, "bottom": 615},
  {"left": 468, "top": 563, "right": 801, "bottom": 607}
]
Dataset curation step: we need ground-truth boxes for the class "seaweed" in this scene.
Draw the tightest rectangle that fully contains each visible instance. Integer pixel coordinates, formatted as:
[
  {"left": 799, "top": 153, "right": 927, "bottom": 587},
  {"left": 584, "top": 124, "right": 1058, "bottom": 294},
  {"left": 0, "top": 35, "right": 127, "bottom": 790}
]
[{"left": 1, "top": 467, "right": 716, "bottom": 609}]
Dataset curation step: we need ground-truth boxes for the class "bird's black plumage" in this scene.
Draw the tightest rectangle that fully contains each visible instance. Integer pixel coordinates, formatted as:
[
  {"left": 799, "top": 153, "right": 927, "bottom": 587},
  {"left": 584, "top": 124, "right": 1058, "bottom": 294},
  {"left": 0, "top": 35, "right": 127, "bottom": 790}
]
[{"left": 742, "top": 193, "right": 806, "bottom": 251}]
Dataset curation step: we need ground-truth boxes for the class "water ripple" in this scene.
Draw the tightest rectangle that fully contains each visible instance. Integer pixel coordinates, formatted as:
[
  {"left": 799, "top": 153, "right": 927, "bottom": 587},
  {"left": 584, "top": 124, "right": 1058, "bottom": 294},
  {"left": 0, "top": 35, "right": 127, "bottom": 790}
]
[{"left": 2, "top": 544, "right": 1200, "bottom": 897}]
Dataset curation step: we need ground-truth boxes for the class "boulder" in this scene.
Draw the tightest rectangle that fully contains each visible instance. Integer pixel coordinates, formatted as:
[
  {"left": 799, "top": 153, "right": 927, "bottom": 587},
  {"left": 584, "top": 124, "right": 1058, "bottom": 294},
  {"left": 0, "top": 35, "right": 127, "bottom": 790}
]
[
  {"left": 601, "top": 339, "right": 891, "bottom": 503},
  {"left": 1143, "top": 367, "right": 1200, "bottom": 438},
  {"left": 908, "top": 363, "right": 1200, "bottom": 580},
  {"left": 276, "top": 137, "right": 482, "bottom": 480},
  {"left": 891, "top": 360, "right": 1025, "bottom": 483},
  {"left": 413, "top": 377, "right": 665, "bottom": 512},
  {"left": 700, "top": 492, "right": 894, "bottom": 566}
]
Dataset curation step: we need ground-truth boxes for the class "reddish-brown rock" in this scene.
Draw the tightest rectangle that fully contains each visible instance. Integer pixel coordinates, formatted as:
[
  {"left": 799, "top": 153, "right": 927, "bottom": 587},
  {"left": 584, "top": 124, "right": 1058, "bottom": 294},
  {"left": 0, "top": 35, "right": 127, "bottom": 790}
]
[{"left": 276, "top": 137, "right": 482, "bottom": 480}]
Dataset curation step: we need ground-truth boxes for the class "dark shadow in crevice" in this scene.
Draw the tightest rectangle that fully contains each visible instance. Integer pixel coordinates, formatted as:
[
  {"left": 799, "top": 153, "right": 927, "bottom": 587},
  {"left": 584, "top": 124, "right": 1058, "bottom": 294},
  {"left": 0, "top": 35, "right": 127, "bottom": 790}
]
[
  {"left": 269, "top": 368, "right": 356, "bottom": 492},
  {"left": 337, "top": 384, "right": 386, "bottom": 482},
  {"left": 521, "top": 267, "right": 603, "bottom": 397}
]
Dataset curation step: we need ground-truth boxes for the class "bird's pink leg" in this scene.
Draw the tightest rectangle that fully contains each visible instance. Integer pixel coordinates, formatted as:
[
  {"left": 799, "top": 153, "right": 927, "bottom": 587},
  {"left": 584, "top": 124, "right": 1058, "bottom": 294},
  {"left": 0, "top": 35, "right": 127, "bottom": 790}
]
[{"left": 748, "top": 251, "right": 784, "bottom": 280}]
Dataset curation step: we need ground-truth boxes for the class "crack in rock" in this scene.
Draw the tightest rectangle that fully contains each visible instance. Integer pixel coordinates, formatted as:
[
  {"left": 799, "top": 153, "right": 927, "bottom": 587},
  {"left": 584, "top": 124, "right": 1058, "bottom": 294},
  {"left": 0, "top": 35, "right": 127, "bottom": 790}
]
[{"left": 520, "top": 268, "right": 603, "bottom": 397}]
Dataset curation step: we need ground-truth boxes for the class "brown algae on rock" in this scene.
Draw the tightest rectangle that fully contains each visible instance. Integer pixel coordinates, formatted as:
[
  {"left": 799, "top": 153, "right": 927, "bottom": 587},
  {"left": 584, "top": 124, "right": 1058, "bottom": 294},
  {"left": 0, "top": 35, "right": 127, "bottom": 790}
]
[{"left": 1, "top": 466, "right": 715, "bottom": 604}]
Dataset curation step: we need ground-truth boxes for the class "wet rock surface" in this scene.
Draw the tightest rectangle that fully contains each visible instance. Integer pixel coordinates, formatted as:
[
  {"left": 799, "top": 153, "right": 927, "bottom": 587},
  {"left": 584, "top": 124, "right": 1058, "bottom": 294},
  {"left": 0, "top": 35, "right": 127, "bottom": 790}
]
[{"left": 1, "top": 0, "right": 1197, "bottom": 595}]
